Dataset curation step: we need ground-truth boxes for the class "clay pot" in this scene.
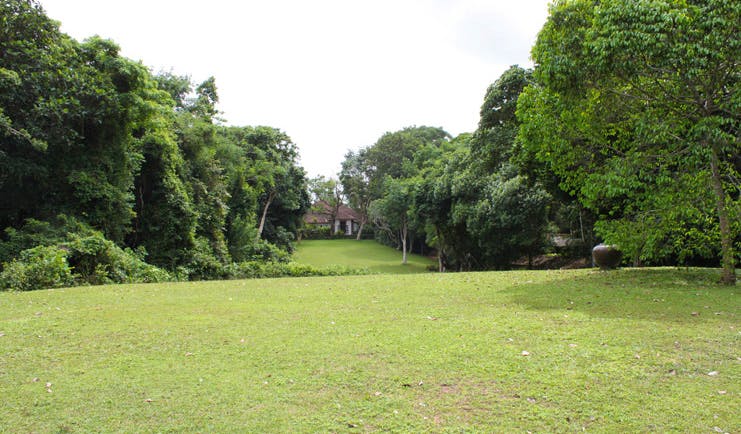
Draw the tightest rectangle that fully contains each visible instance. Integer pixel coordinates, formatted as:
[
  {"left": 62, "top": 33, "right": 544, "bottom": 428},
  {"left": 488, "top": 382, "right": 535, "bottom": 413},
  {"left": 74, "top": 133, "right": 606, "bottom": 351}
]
[{"left": 592, "top": 244, "right": 622, "bottom": 270}]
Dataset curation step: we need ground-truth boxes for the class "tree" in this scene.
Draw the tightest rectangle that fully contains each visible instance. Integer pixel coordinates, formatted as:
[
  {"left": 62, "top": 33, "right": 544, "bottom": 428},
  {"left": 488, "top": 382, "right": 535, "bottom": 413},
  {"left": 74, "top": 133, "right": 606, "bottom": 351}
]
[
  {"left": 473, "top": 66, "right": 533, "bottom": 172},
  {"left": 217, "top": 126, "right": 309, "bottom": 249},
  {"left": 370, "top": 177, "right": 415, "bottom": 264},
  {"left": 366, "top": 126, "right": 450, "bottom": 180},
  {"left": 308, "top": 175, "right": 343, "bottom": 233},
  {"left": 340, "top": 149, "right": 376, "bottom": 239},
  {"left": 519, "top": 0, "right": 739, "bottom": 283}
]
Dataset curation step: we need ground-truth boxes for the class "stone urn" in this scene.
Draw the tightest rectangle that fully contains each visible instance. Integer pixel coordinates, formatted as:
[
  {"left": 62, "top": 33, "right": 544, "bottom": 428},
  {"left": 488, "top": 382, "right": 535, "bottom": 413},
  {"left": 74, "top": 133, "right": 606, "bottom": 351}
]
[{"left": 592, "top": 244, "right": 622, "bottom": 270}]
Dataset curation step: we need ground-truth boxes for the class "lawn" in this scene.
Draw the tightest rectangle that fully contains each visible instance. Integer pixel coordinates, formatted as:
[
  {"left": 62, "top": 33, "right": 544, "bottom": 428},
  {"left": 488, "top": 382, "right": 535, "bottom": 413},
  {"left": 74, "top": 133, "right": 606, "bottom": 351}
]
[
  {"left": 0, "top": 268, "right": 738, "bottom": 432},
  {"left": 292, "top": 239, "right": 436, "bottom": 274}
]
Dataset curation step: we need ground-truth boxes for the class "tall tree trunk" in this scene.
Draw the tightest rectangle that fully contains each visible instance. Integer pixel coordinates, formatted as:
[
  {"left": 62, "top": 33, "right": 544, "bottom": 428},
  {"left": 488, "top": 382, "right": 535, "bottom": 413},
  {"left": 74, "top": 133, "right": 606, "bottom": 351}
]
[
  {"left": 709, "top": 143, "right": 736, "bottom": 285},
  {"left": 400, "top": 223, "right": 408, "bottom": 264},
  {"left": 256, "top": 190, "right": 276, "bottom": 242}
]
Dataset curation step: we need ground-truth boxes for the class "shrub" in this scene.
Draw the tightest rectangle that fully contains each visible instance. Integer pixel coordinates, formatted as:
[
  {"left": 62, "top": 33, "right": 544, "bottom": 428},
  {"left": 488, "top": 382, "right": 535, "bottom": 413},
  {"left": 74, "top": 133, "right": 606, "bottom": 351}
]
[
  {"left": 0, "top": 245, "right": 74, "bottom": 291},
  {"left": 182, "top": 237, "right": 228, "bottom": 281},
  {"left": 64, "top": 233, "right": 172, "bottom": 285},
  {"left": 0, "top": 214, "right": 92, "bottom": 264},
  {"left": 225, "top": 261, "right": 369, "bottom": 279}
]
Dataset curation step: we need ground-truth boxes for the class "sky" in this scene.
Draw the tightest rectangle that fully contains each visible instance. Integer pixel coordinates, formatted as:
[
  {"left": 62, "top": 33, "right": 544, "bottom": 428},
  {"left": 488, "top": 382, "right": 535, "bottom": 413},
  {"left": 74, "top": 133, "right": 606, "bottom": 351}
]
[{"left": 42, "top": 0, "right": 551, "bottom": 179}]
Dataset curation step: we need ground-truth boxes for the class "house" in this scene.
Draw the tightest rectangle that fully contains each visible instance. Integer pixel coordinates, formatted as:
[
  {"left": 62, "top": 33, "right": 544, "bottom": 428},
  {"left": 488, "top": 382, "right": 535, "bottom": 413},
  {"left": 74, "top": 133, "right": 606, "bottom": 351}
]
[{"left": 303, "top": 200, "right": 361, "bottom": 235}]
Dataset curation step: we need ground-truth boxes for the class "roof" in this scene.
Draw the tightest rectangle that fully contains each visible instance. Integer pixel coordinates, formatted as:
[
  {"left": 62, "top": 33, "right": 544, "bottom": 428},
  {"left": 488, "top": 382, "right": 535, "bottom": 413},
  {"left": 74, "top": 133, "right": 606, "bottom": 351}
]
[{"left": 304, "top": 200, "right": 360, "bottom": 224}]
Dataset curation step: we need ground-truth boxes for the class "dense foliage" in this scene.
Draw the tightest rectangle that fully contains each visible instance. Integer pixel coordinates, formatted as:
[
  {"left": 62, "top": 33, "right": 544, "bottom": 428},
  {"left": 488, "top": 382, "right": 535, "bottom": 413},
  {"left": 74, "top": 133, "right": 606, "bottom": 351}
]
[
  {"left": 342, "top": 94, "right": 556, "bottom": 270},
  {"left": 2, "top": 0, "right": 736, "bottom": 289},
  {"left": 0, "top": 1, "right": 309, "bottom": 289},
  {"left": 518, "top": 0, "right": 739, "bottom": 284},
  {"left": 340, "top": 0, "right": 738, "bottom": 279}
]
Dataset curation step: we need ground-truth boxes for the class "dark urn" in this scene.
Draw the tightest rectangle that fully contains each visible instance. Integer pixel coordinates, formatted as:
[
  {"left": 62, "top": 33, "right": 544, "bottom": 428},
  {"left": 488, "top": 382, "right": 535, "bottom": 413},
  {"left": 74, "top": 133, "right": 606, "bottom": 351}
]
[{"left": 592, "top": 244, "right": 622, "bottom": 270}]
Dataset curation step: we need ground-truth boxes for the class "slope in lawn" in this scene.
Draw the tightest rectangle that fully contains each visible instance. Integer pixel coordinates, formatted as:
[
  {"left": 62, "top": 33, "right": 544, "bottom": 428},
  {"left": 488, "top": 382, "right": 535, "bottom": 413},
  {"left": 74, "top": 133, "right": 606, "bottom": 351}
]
[{"left": 293, "top": 239, "right": 435, "bottom": 274}]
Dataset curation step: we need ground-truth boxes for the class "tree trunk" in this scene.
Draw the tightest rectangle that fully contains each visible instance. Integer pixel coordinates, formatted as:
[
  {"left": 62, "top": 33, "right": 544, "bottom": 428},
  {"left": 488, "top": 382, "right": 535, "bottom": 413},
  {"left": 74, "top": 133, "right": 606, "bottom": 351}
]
[
  {"left": 400, "top": 223, "right": 408, "bottom": 264},
  {"left": 436, "top": 228, "right": 445, "bottom": 272},
  {"left": 709, "top": 143, "right": 736, "bottom": 285},
  {"left": 256, "top": 190, "right": 276, "bottom": 242},
  {"left": 355, "top": 218, "right": 365, "bottom": 240}
]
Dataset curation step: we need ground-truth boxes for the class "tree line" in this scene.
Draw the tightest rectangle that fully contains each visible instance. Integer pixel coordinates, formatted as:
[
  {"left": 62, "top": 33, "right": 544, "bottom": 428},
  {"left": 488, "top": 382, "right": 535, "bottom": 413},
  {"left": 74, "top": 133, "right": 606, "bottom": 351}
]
[
  {"left": 1, "top": 0, "right": 737, "bottom": 288},
  {"left": 0, "top": 0, "right": 310, "bottom": 288},
  {"left": 335, "top": 0, "right": 738, "bottom": 284}
]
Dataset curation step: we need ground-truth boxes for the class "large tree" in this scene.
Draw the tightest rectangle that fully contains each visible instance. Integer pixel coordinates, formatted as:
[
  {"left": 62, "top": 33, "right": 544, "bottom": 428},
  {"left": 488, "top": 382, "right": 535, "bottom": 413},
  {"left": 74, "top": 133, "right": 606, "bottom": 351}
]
[{"left": 519, "top": 0, "right": 739, "bottom": 284}]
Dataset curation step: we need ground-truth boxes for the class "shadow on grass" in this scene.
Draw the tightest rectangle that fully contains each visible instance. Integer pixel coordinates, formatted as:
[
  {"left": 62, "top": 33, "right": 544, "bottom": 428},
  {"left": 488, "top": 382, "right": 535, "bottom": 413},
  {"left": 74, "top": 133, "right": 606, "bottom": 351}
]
[{"left": 501, "top": 268, "right": 738, "bottom": 324}]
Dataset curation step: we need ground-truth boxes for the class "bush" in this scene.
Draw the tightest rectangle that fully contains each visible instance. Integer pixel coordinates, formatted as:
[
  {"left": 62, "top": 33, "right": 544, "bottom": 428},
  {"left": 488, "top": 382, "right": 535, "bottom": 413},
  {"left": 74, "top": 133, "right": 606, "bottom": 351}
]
[
  {"left": 0, "top": 215, "right": 92, "bottom": 264},
  {"left": 0, "top": 245, "right": 74, "bottom": 291},
  {"left": 64, "top": 233, "right": 172, "bottom": 285},
  {"left": 182, "top": 237, "right": 229, "bottom": 281},
  {"left": 225, "top": 261, "right": 369, "bottom": 279}
]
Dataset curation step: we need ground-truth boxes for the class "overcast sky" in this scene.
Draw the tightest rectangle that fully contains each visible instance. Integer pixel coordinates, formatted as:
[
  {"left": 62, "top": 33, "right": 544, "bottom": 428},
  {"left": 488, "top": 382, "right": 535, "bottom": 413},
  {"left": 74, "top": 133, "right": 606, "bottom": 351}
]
[{"left": 42, "top": 0, "right": 551, "bottom": 178}]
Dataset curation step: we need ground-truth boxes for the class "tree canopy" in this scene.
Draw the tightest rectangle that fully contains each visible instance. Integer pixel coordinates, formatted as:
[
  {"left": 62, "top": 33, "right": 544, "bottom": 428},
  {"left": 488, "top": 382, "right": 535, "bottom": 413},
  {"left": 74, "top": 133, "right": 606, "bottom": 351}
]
[
  {"left": 518, "top": 0, "right": 739, "bottom": 283},
  {"left": 0, "top": 0, "right": 309, "bottom": 286}
]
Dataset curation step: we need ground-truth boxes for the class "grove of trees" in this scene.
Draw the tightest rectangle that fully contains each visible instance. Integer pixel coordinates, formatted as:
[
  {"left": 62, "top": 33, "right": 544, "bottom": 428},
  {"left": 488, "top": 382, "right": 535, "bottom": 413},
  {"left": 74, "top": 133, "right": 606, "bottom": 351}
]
[
  {"left": 341, "top": 0, "right": 738, "bottom": 283},
  {"left": 0, "top": 0, "right": 309, "bottom": 289},
  {"left": 1, "top": 0, "right": 737, "bottom": 289}
]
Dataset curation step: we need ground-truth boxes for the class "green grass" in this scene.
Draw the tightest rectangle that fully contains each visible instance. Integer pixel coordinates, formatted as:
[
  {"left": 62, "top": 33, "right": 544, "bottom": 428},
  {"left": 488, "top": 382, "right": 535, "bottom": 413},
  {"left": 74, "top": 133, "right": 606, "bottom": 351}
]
[
  {"left": 0, "top": 268, "right": 738, "bottom": 432},
  {"left": 293, "top": 239, "right": 436, "bottom": 274}
]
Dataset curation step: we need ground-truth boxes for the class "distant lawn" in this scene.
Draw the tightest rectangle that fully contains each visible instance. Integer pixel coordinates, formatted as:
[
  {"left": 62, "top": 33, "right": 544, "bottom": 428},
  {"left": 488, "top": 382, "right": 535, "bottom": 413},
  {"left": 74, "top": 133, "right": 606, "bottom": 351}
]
[
  {"left": 0, "top": 268, "right": 738, "bottom": 432},
  {"left": 293, "top": 239, "right": 435, "bottom": 274}
]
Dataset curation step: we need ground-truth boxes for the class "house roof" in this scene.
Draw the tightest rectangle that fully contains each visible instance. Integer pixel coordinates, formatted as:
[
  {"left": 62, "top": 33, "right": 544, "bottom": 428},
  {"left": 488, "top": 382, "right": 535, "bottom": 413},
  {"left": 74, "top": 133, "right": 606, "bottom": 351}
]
[{"left": 304, "top": 200, "right": 360, "bottom": 224}]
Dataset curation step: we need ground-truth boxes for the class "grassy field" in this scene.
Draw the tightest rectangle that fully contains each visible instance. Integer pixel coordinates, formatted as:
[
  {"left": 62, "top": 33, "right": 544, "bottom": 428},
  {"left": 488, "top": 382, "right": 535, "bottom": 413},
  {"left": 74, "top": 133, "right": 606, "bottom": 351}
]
[
  {"left": 0, "top": 268, "right": 738, "bottom": 432},
  {"left": 293, "top": 239, "right": 436, "bottom": 274}
]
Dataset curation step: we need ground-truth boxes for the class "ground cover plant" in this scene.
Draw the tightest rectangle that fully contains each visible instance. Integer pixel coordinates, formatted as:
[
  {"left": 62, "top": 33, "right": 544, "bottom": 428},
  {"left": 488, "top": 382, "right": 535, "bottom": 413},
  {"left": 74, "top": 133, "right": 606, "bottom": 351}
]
[
  {"left": 293, "top": 239, "right": 435, "bottom": 274},
  {"left": 0, "top": 268, "right": 738, "bottom": 432}
]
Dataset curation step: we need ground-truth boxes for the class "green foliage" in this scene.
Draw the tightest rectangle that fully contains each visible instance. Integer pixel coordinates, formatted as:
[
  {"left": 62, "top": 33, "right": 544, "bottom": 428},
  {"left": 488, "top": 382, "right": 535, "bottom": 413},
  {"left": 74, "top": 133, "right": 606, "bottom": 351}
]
[
  {"left": 225, "top": 260, "right": 366, "bottom": 279},
  {"left": 519, "top": 0, "right": 739, "bottom": 282},
  {"left": 0, "top": 216, "right": 170, "bottom": 290},
  {"left": 0, "top": 215, "right": 90, "bottom": 264},
  {"left": 0, "top": 245, "right": 73, "bottom": 291},
  {"left": 64, "top": 233, "right": 172, "bottom": 285},
  {"left": 0, "top": 3, "right": 310, "bottom": 287}
]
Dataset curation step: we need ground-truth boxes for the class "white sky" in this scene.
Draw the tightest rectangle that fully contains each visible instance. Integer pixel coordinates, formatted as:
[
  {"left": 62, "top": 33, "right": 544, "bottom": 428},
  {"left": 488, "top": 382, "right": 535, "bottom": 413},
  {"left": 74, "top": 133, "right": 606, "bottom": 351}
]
[{"left": 42, "top": 0, "right": 551, "bottom": 178}]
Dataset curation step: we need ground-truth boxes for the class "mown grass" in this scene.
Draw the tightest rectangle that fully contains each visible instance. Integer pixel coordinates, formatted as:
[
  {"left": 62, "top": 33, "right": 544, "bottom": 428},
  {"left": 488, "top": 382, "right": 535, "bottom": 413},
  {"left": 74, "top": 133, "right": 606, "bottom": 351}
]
[
  {"left": 293, "top": 239, "right": 436, "bottom": 274},
  {"left": 0, "top": 268, "right": 738, "bottom": 432}
]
